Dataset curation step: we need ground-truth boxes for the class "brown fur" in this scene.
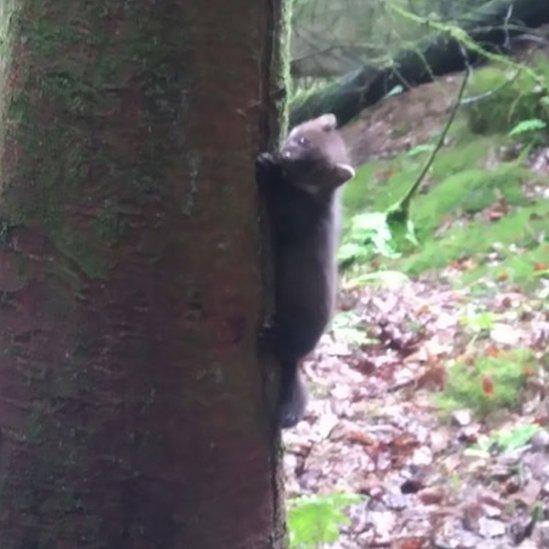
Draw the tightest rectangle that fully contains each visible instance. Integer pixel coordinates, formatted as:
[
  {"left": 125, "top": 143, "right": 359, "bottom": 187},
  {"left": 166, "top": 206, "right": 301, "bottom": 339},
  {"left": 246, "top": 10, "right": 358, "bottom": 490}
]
[{"left": 256, "top": 114, "right": 355, "bottom": 428}]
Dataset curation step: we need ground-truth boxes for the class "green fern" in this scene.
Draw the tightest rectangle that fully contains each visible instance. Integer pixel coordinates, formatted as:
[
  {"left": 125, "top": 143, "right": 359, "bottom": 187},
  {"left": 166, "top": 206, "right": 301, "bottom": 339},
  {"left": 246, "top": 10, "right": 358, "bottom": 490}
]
[{"left": 508, "top": 118, "right": 547, "bottom": 137}]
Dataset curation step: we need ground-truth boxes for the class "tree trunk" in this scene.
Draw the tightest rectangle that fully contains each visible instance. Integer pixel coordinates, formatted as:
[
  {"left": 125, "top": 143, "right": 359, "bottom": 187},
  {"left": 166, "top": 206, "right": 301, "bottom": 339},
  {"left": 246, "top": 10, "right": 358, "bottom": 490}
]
[
  {"left": 0, "top": 1, "right": 288, "bottom": 547},
  {"left": 291, "top": 0, "right": 549, "bottom": 126}
]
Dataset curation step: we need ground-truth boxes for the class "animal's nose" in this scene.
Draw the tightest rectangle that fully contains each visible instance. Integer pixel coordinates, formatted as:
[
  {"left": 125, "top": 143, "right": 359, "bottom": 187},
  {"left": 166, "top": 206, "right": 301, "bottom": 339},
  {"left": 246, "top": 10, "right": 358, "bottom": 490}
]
[{"left": 281, "top": 146, "right": 296, "bottom": 160}]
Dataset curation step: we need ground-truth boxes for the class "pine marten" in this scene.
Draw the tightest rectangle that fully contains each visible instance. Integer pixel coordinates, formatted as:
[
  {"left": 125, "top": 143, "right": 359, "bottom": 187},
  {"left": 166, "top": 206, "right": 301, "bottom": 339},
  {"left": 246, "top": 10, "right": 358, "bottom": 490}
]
[{"left": 256, "top": 114, "right": 355, "bottom": 428}]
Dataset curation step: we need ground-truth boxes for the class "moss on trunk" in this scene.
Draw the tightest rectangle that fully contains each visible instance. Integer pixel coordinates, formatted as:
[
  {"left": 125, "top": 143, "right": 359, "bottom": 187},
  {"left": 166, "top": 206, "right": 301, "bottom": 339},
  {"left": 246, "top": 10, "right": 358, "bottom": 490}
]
[{"left": 0, "top": 1, "right": 287, "bottom": 546}]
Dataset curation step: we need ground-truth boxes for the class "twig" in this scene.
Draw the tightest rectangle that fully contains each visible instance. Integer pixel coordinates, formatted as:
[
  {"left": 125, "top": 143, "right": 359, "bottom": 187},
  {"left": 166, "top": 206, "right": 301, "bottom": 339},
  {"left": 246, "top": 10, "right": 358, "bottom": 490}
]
[
  {"left": 460, "top": 69, "right": 520, "bottom": 105},
  {"left": 391, "top": 67, "right": 471, "bottom": 216}
]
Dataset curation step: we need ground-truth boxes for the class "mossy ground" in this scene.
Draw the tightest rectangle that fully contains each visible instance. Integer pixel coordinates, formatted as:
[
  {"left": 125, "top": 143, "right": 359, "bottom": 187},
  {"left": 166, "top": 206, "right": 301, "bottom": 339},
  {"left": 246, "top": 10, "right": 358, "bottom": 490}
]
[
  {"left": 436, "top": 349, "right": 537, "bottom": 417},
  {"left": 341, "top": 60, "right": 548, "bottom": 290}
]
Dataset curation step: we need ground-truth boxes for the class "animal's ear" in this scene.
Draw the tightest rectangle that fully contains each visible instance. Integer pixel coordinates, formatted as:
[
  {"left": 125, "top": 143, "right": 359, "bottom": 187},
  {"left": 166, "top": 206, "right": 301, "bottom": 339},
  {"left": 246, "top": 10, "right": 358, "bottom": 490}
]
[
  {"left": 333, "top": 163, "right": 355, "bottom": 184},
  {"left": 317, "top": 113, "right": 337, "bottom": 132}
]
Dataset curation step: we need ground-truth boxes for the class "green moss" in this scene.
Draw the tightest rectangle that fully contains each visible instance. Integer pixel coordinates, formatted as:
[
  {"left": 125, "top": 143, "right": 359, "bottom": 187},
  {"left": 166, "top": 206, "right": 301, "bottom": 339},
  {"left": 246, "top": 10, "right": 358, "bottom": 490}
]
[
  {"left": 288, "top": 493, "right": 363, "bottom": 548},
  {"left": 25, "top": 18, "right": 82, "bottom": 57},
  {"left": 461, "top": 243, "right": 549, "bottom": 288},
  {"left": 51, "top": 225, "right": 111, "bottom": 279},
  {"left": 400, "top": 203, "right": 547, "bottom": 275},
  {"left": 436, "top": 349, "right": 536, "bottom": 417},
  {"left": 429, "top": 135, "right": 502, "bottom": 180},
  {"left": 466, "top": 57, "right": 549, "bottom": 135},
  {"left": 39, "top": 71, "right": 97, "bottom": 116},
  {"left": 342, "top": 160, "right": 383, "bottom": 216},
  {"left": 343, "top": 158, "right": 421, "bottom": 216},
  {"left": 341, "top": 106, "right": 546, "bottom": 276},
  {"left": 0, "top": 2, "right": 192, "bottom": 279},
  {"left": 411, "top": 163, "right": 528, "bottom": 238},
  {"left": 343, "top": 132, "right": 499, "bottom": 220},
  {"left": 473, "top": 424, "right": 541, "bottom": 455}
]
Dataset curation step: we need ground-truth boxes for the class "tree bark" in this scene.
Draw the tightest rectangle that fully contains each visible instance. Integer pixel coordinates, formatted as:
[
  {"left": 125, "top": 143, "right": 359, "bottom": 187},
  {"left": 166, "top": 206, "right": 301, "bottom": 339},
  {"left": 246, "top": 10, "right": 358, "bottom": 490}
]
[
  {"left": 0, "top": 1, "right": 288, "bottom": 547},
  {"left": 291, "top": 0, "right": 549, "bottom": 126}
]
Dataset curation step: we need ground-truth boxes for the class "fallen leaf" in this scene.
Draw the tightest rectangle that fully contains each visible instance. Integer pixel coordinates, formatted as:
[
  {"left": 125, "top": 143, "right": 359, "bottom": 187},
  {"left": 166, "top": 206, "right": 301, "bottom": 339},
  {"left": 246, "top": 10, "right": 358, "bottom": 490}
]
[
  {"left": 346, "top": 430, "right": 377, "bottom": 446},
  {"left": 482, "top": 375, "right": 494, "bottom": 396},
  {"left": 478, "top": 517, "right": 506, "bottom": 538},
  {"left": 417, "top": 363, "right": 445, "bottom": 390},
  {"left": 394, "top": 537, "right": 428, "bottom": 549},
  {"left": 452, "top": 409, "right": 472, "bottom": 427},
  {"left": 490, "top": 323, "right": 522, "bottom": 345},
  {"left": 512, "top": 479, "right": 542, "bottom": 507},
  {"left": 369, "top": 510, "right": 397, "bottom": 539},
  {"left": 401, "top": 478, "right": 424, "bottom": 494},
  {"left": 418, "top": 487, "right": 445, "bottom": 505},
  {"left": 412, "top": 446, "right": 433, "bottom": 466}
]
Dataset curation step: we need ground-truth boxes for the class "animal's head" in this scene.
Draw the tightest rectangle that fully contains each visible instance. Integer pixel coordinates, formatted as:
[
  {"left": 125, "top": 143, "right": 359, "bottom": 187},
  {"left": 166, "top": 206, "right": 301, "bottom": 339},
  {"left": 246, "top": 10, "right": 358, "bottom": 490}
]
[{"left": 279, "top": 114, "right": 355, "bottom": 194}]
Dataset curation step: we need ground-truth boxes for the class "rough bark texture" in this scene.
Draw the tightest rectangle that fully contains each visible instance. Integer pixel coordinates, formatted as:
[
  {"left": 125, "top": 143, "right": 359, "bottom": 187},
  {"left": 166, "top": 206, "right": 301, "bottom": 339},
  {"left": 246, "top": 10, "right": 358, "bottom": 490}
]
[
  {"left": 0, "top": 1, "right": 287, "bottom": 547},
  {"left": 291, "top": 0, "right": 549, "bottom": 126}
]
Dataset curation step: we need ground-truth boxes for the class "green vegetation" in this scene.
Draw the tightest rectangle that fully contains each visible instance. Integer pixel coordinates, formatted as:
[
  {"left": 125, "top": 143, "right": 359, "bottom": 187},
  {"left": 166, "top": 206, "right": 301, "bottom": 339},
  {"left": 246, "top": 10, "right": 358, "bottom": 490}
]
[
  {"left": 338, "top": 58, "right": 548, "bottom": 441},
  {"left": 461, "top": 244, "right": 549, "bottom": 287},
  {"left": 435, "top": 349, "right": 537, "bottom": 416},
  {"left": 400, "top": 203, "right": 547, "bottom": 276},
  {"left": 470, "top": 424, "right": 541, "bottom": 455},
  {"left": 459, "top": 311, "right": 498, "bottom": 333},
  {"left": 466, "top": 54, "right": 549, "bottom": 135},
  {"left": 509, "top": 118, "right": 547, "bottom": 138},
  {"left": 338, "top": 212, "right": 399, "bottom": 266},
  {"left": 287, "top": 492, "right": 363, "bottom": 548},
  {"left": 340, "top": 60, "right": 548, "bottom": 289},
  {"left": 343, "top": 134, "right": 513, "bottom": 217},
  {"left": 342, "top": 149, "right": 547, "bottom": 281}
]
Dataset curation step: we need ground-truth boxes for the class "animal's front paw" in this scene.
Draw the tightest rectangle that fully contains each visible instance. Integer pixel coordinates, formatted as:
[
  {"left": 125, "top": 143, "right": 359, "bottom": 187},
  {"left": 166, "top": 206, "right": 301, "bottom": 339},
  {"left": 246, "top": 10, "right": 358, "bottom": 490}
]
[
  {"left": 255, "top": 152, "right": 279, "bottom": 185},
  {"left": 256, "top": 152, "right": 276, "bottom": 168}
]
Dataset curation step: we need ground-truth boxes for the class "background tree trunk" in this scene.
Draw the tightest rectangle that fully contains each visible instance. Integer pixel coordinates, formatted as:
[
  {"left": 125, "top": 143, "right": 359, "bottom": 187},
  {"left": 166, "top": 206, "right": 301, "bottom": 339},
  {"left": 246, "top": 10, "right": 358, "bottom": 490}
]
[
  {"left": 291, "top": 0, "right": 549, "bottom": 126},
  {"left": 0, "top": 1, "right": 287, "bottom": 547}
]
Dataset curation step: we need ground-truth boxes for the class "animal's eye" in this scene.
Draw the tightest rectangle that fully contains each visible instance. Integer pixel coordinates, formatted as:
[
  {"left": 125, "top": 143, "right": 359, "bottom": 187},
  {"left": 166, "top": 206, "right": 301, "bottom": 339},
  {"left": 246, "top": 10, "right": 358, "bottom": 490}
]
[{"left": 297, "top": 136, "right": 310, "bottom": 146}]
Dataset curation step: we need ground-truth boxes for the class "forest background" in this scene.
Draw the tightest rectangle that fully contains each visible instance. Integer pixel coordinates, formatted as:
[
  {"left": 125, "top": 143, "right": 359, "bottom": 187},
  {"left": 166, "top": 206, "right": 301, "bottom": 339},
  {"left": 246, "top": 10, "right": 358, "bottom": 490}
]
[{"left": 284, "top": 1, "right": 548, "bottom": 547}]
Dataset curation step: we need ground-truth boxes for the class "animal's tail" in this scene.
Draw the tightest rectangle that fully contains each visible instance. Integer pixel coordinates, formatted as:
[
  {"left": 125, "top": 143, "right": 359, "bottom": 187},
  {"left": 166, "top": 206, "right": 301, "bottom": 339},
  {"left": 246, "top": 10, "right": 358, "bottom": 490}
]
[{"left": 278, "top": 360, "right": 307, "bottom": 428}]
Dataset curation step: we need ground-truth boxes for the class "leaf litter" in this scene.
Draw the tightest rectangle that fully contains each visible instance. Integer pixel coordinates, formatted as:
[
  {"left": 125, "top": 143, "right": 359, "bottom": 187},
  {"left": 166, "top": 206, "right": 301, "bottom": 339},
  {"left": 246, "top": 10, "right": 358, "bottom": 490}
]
[{"left": 283, "top": 271, "right": 548, "bottom": 548}]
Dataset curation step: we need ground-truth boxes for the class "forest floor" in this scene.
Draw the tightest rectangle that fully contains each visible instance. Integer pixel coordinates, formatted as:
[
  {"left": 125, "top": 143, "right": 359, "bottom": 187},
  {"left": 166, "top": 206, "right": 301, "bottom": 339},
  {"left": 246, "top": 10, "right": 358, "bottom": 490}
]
[{"left": 283, "top": 68, "right": 548, "bottom": 548}]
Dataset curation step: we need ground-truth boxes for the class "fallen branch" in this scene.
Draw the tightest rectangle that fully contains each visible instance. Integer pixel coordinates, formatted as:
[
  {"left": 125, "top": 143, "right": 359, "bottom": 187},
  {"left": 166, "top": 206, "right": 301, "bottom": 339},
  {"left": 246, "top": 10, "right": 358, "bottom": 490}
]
[{"left": 290, "top": 0, "right": 549, "bottom": 126}]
